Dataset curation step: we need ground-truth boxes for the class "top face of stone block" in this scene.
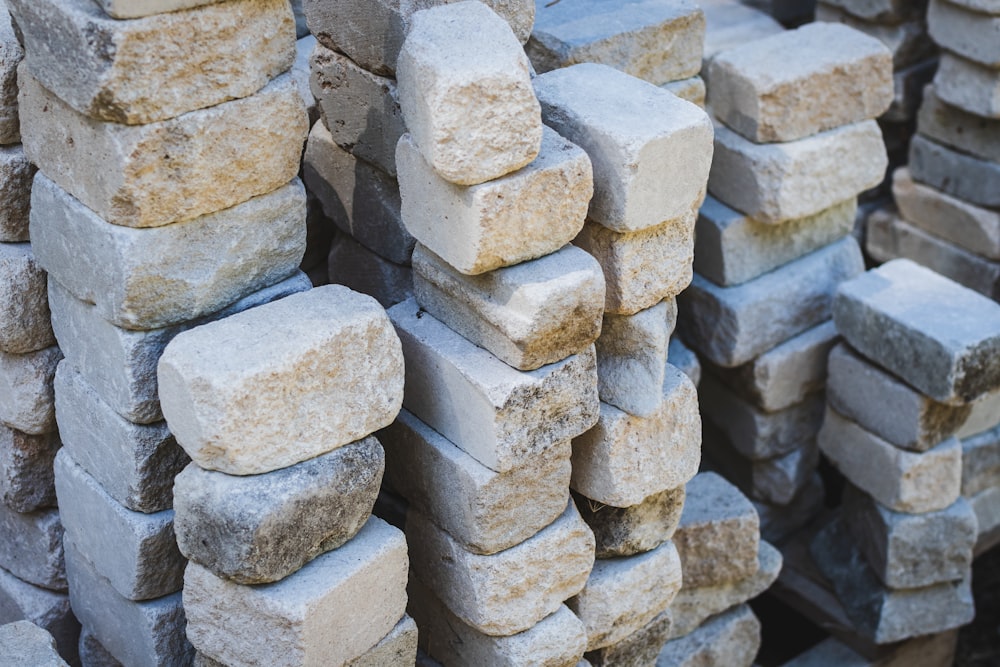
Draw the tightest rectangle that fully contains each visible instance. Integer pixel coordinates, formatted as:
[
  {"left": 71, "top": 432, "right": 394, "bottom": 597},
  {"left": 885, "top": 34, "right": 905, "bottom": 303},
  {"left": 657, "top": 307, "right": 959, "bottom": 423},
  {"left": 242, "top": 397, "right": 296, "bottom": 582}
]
[
  {"left": 534, "top": 63, "right": 713, "bottom": 233},
  {"left": 396, "top": 1, "right": 542, "bottom": 186},
  {"left": 8, "top": 0, "right": 295, "bottom": 125},
  {"left": 834, "top": 259, "right": 1000, "bottom": 404},
  {"left": 158, "top": 285, "right": 404, "bottom": 475}
]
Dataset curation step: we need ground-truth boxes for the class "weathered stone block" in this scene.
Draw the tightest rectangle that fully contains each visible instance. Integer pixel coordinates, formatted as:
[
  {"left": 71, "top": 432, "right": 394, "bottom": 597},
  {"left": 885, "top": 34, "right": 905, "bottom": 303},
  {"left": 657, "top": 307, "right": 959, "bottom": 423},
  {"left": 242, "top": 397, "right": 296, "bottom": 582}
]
[
  {"left": 919, "top": 86, "right": 1000, "bottom": 167},
  {"left": 0, "top": 146, "right": 35, "bottom": 243},
  {"left": 962, "top": 423, "right": 1000, "bottom": 497},
  {"left": 584, "top": 609, "right": 673, "bottom": 667},
  {"left": 656, "top": 604, "right": 761, "bottom": 667},
  {"left": 959, "top": 389, "right": 1000, "bottom": 439},
  {"left": 0, "top": 243, "right": 53, "bottom": 354},
  {"left": 0, "top": 425, "right": 59, "bottom": 513},
  {"left": 812, "top": 5, "right": 936, "bottom": 71},
  {"left": 0, "top": 504, "right": 65, "bottom": 591},
  {"left": 0, "top": 12, "right": 22, "bottom": 146},
  {"left": 0, "top": 567, "right": 78, "bottom": 664},
  {"left": 327, "top": 233, "right": 414, "bottom": 308},
  {"left": 535, "top": 63, "right": 713, "bottom": 233},
  {"left": 574, "top": 485, "right": 684, "bottom": 559},
  {"left": 933, "top": 52, "right": 1000, "bottom": 119},
  {"left": 0, "top": 621, "right": 68, "bottom": 666},
  {"left": 702, "top": 0, "right": 783, "bottom": 66},
  {"left": 78, "top": 627, "right": 123, "bottom": 667},
  {"left": 668, "top": 337, "right": 701, "bottom": 387},
  {"left": 928, "top": 0, "right": 1000, "bottom": 68},
  {"left": 0, "top": 346, "right": 61, "bottom": 435},
  {"left": 348, "top": 615, "right": 418, "bottom": 667},
  {"left": 92, "top": 0, "right": 231, "bottom": 19},
  {"left": 910, "top": 133, "right": 1000, "bottom": 209},
  {"left": 662, "top": 76, "right": 706, "bottom": 107}
]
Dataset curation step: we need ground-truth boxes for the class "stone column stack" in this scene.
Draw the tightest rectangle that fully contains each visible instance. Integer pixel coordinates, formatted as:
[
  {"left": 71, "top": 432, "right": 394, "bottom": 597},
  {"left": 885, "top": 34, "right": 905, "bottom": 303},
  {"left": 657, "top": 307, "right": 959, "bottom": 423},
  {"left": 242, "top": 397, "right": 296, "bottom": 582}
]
[
  {"left": 812, "top": 259, "right": 1000, "bottom": 644},
  {"left": 5, "top": 0, "right": 312, "bottom": 663},
  {"left": 679, "top": 23, "right": 892, "bottom": 541}
]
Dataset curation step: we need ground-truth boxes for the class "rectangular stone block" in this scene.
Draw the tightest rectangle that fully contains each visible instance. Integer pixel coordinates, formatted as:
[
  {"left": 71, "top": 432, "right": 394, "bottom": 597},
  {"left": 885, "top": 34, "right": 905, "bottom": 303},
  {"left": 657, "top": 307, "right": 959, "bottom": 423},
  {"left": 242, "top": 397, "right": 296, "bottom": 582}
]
[
  {"left": 962, "top": 423, "right": 1000, "bottom": 497},
  {"left": 535, "top": 63, "right": 713, "bottom": 233},
  {"left": 19, "top": 69, "right": 307, "bottom": 228},
  {"left": 186, "top": 516, "right": 407, "bottom": 667},
  {"left": 407, "top": 501, "right": 594, "bottom": 636},
  {"left": 708, "top": 120, "right": 886, "bottom": 224},
  {"left": 575, "top": 485, "right": 684, "bottom": 559},
  {"left": 92, "top": 0, "right": 226, "bottom": 19},
  {"left": 585, "top": 609, "right": 673, "bottom": 667},
  {"left": 0, "top": 146, "right": 36, "bottom": 243},
  {"left": 821, "top": 0, "right": 926, "bottom": 22},
  {"left": 0, "top": 425, "right": 58, "bottom": 513},
  {"left": 0, "top": 620, "right": 69, "bottom": 666},
  {"left": 662, "top": 76, "right": 706, "bottom": 107},
  {"left": 348, "top": 614, "right": 418, "bottom": 667},
  {"left": 919, "top": 86, "right": 1000, "bottom": 167},
  {"left": 0, "top": 346, "right": 61, "bottom": 435},
  {"left": 79, "top": 626, "right": 123, "bottom": 667},
  {"left": 0, "top": 504, "right": 65, "bottom": 591},
  {"left": 656, "top": 604, "right": 761, "bottom": 667},
  {"left": 388, "top": 299, "right": 598, "bottom": 473},
  {"left": 0, "top": 12, "right": 22, "bottom": 146},
  {"left": 668, "top": 337, "right": 702, "bottom": 387},
  {"left": 327, "top": 233, "right": 414, "bottom": 308},
  {"left": 571, "top": 364, "right": 701, "bottom": 507},
  {"left": 0, "top": 243, "right": 54, "bottom": 354},
  {"left": 678, "top": 237, "right": 864, "bottom": 368},
  {"left": 814, "top": 5, "right": 936, "bottom": 70},
  {"left": 818, "top": 407, "right": 962, "bottom": 513},
  {"left": 380, "top": 409, "right": 571, "bottom": 555},
  {"left": 911, "top": 132, "right": 1000, "bottom": 209},
  {"left": 834, "top": 258, "right": 1000, "bottom": 404},
  {"left": 528, "top": 0, "right": 705, "bottom": 84},
  {"left": 755, "top": 473, "right": 825, "bottom": 544},
  {"left": 959, "top": 389, "right": 1000, "bottom": 439},
  {"left": 414, "top": 244, "right": 604, "bottom": 371},
  {"left": 701, "top": 0, "right": 783, "bottom": 66},
  {"left": 0, "top": 567, "right": 79, "bottom": 664},
  {"left": 929, "top": 0, "right": 1000, "bottom": 67},
  {"left": 933, "top": 52, "right": 1000, "bottom": 119}
]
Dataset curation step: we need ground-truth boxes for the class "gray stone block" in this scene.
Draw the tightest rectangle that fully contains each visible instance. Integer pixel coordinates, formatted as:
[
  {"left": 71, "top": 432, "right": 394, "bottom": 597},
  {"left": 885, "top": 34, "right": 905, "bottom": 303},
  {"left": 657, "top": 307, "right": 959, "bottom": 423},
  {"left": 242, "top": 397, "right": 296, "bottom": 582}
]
[
  {"left": 0, "top": 12, "right": 22, "bottom": 147},
  {"left": 662, "top": 76, "right": 706, "bottom": 107},
  {"left": 934, "top": 51, "right": 1000, "bottom": 120},
  {"left": 702, "top": 0, "right": 783, "bottom": 66},
  {"left": 0, "top": 243, "right": 53, "bottom": 354},
  {"left": 584, "top": 609, "right": 673, "bottom": 667},
  {"left": 962, "top": 423, "right": 1000, "bottom": 497},
  {"left": 928, "top": 0, "right": 1000, "bottom": 68},
  {"left": 668, "top": 337, "right": 701, "bottom": 387},
  {"left": 919, "top": 86, "right": 1000, "bottom": 167},
  {"left": 348, "top": 615, "right": 418, "bottom": 667},
  {"left": 910, "top": 134, "right": 1000, "bottom": 209},
  {"left": 79, "top": 626, "right": 123, "bottom": 667},
  {"left": 820, "top": 0, "right": 927, "bottom": 22},
  {"left": 0, "top": 504, "right": 65, "bottom": 591},
  {"left": 0, "top": 146, "right": 35, "bottom": 244},
  {"left": 0, "top": 425, "right": 59, "bottom": 512},
  {"left": 0, "top": 621, "right": 69, "bottom": 666},
  {"left": 574, "top": 485, "right": 685, "bottom": 559},
  {"left": 0, "top": 567, "right": 78, "bottom": 665},
  {"left": 327, "top": 233, "right": 414, "bottom": 308},
  {"left": 655, "top": 604, "right": 761, "bottom": 667},
  {"left": 754, "top": 472, "right": 826, "bottom": 545},
  {"left": 0, "top": 345, "right": 61, "bottom": 435},
  {"left": 970, "top": 485, "right": 1000, "bottom": 550}
]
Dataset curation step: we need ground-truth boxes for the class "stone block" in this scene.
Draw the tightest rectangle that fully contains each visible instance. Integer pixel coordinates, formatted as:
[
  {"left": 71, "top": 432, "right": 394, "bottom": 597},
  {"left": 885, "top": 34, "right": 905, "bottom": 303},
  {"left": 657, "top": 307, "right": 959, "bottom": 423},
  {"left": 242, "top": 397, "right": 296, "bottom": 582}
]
[
  {"left": 91, "top": 0, "right": 230, "bottom": 20},
  {"left": 347, "top": 615, "right": 418, "bottom": 667},
  {"left": 414, "top": 244, "right": 604, "bottom": 371},
  {"left": 970, "top": 486, "right": 1000, "bottom": 549},
  {"left": 174, "top": 436, "right": 383, "bottom": 584},
  {"left": 959, "top": 389, "right": 1000, "bottom": 439},
  {"left": 0, "top": 425, "right": 59, "bottom": 513},
  {"left": 0, "top": 11, "right": 22, "bottom": 146},
  {"left": 528, "top": 0, "right": 704, "bottom": 84},
  {"left": 919, "top": 86, "right": 1000, "bottom": 167},
  {"left": 910, "top": 134, "right": 1000, "bottom": 210},
  {"left": 945, "top": 0, "right": 1000, "bottom": 11},
  {"left": 0, "top": 346, "right": 61, "bottom": 435},
  {"left": 833, "top": 258, "right": 1000, "bottom": 404},
  {"left": 380, "top": 409, "right": 571, "bottom": 555},
  {"left": 755, "top": 473, "right": 825, "bottom": 544},
  {"left": 574, "top": 485, "right": 685, "bottom": 559},
  {"left": 0, "top": 146, "right": 35, "bottom": 243},
  {"left": 821, "top": 0, "right": 926, "bottom": 22},
  {"left": 396, "top": 128, "right": 591, "bottom": 275},
  {"left": 327, "top": 233, "right": 414, "bottom": 308},
  {"left": 571, "top": 365, "right": 700, "bottom": 507},
  {"left": 584, "top": 609, "right": 673, "bottom": 667},
  {"left": 303, "top": 121, "right": 413, "bottom": 265},
  {"left": 694, "top": 196, "right": 856, "bottom": 287},
  {"left": 668, "top": 337, "right": 701, "bottom": 387},
  {"left": 678, "top": 237, "right": 863, "bottom": 368},
  {"left": 818, "top": 407, "right": 962, "bottom": 513},
  {"left": 19, "top": 69, "right": 307, "bottom": 228},
  {"left": 701, "top": 0, "right": 783, "bottom": 66},
  {"left": 7, "top": 0, "right": 294, "bottom": 124},
  {"left": 159, "top": 285, "right": 404, "bottom": 475},
  {"left": 407, "top": 501, "right": 594, "bottom": 636},
  {"left": 708, "top": 120, "right": 886, "bottom": 224},
  {"left": 568, "top": 540, "right": 682, "bottom": 651},
  {"left": 662, "top": 76, "right": 706, "bottom": 107},
  {"left": 813, "top": 5, "right": 937, "bottom": 70},
  {"left": 656, "top": 604, "right": 761, "bottom": 667},
  {"left": 0, "top": 621, "right": 69, "bottom": 666},
  {"left": 928, "top": 0, "right": 1000, "bottom": 67},
  {"left": 0, "top": 243, "right": 53, "bottom": 354},
  {"left": 962, "top": 423, "right": 1000, "bottom": 497},
  {"left": 292, "top": 35, "right": 318, "bottom": 125},
  {"left": 535, "top": 63, "right": 713, "bottom": 233},
  {"left": 388, "top": 299, "right": 598, "bottom": 473},
  {"left": 79, "top": 627, "right": 123, "bottom": 667},
  {"left": 933, "top": 52, "right": 1000, "bottom": 119},
  {"left": 0, "top": 567, "right": 78, "bottom": 664},
  {"left": 0, "top": 504, "right": 65, "bottom": 591}
]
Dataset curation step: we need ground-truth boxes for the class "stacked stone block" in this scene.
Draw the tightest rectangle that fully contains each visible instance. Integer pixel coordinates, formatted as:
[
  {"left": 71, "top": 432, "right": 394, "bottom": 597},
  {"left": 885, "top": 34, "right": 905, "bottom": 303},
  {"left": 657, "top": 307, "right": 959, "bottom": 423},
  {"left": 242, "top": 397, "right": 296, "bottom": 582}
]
[{"left": 700, "top": 0, "right": 784, "bottom": 78}]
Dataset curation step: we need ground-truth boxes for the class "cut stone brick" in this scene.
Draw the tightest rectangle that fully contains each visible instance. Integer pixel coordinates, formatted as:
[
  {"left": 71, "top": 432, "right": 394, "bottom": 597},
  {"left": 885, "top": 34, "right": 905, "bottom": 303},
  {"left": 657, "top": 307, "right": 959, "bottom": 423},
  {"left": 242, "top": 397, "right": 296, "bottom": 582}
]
[
  {"left": 575, "top": 485, "right": 684, "bottom": 560},
  {"left": 813, "top": 5, "right": 937, "bottom": 70},
  {"left": 572, "top": 365, "right": 700, "bottom": 507},
  {"left": 919, "top": 86, "right": 1000, "bottom": 167},
  {"left": 755, "top": 473, "right": 825, "bottom": 544},
  {"left": 818, "top": 407, "right": 962, "bottom": 513},
  {"left": 0, "top": 243, "right": 53, "bottom": 354},
  {"left": 0, "top": 567, "right": 78, "bottom": 664},
  {"left": 678, "top": 237, "right": 864, "bottom": 368},
  {"left": 327, "top": 233, "right": 414, "bottom": 308},
  {"left": 528, "top": 0, "right": 705, "bottom": 84},
  {"left": 303, "top": 121, "right": 413, "bottom": 265},
  {"left": 703, "top": 431, "right": 819, "bottom": 507},
  {"left": 708, "top": 120, "right": 886, "bottom": 224},
  {"left": 668, "top": 337, "right": 701, "bottom": 387},
  {"left": 833, "top": 258, "right": 1000, "bottom": 404},
  {"left": 959, "top": 389, "right": 1000, "bottom": 439},
  {"left": 0, "top": 504, "right": 65, "bottom": 591},
  {"left": 159, "top": 285, "right": 404, "bottom": 475},
  {"left": 7, "top": 0, "right": 294, "bottom": 125},
  {"left": 348, "top": 615, "right": 418, "bottom": 667},
  {"left": 584, "top": 609, "right": 672, "bottom": 667},
  {"left": 0, "top": 621, "right": 68, "bottom": 666},
  {"left": 407, "top": 501, "right": 594, "bottom": 636},
  {"left": 0, "top": 346, "right": 61, "bottom": 435},
  {"left": 701, "top": 0, "right": 783, "bottom": 66},
  {"left": 397, "top": 128, "right": 591, "bottom": 275},
  {"left": 933, "top": 52, "right": 1000, "bottom": 119},
  {"left": 0, "top": 147, "right": 35, "bottom": 243},
  {"left": 694, "top": 196, "right": 856, "bottom": 287},
  {"left": 174, "top": 436, "right": 383, "bottom": 584},
  {"left": 389, "top": 299, "right": 598, "bottom": 473},
  {"left": 19, "top": 70, "right": 307, "bottom": 228},
  {"left": 662, "top": 76, "right": 706, "bottom": 107},
  {"left": 0, "top": 425, "right": 59, "bottom": 513},
  {"left": 0, "top": 11, "right": 22, "bottom": 146},
  {"left": 186, "top": 516, "right": 407, "bottom": 667},
  {"left": 413, "top": 244, "right": 604, "bottom": 371},
  {"left": 655, "top": 604, "right": 761, "bottom": 667},
  {"left": 821, "top": 0, "right": 927, "bottom": 22},
  {"left": 962, "top": 423, "right": 1000, "bottom": 497},
  {"left": 928, "top": 0, "right": 1000, "bottom": 67},
  {"left": 380, "top": 409, "right": 571, "bottom": 555},
  {"left": 909, "top": 134, "right": 1000, "bottom": 209},
  {"left": 535, "top": 63, "right": 713, "bottom": 233},
  {"left": 79, "top": 627, "right": 123, "bottom": 667}
]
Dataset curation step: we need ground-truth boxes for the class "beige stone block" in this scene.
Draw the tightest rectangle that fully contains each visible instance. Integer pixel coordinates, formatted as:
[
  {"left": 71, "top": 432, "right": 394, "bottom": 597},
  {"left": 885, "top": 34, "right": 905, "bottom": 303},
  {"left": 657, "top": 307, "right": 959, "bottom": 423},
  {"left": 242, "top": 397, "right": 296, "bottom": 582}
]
[
  {"left": 655, "top": 604, "right": 761, "bottom": 667},
  {"left": 662, "top": 76, "right": 706, "bottom": 108},
  {"left": 929, "top": 0, "right": 1000, "bottom": 68}
]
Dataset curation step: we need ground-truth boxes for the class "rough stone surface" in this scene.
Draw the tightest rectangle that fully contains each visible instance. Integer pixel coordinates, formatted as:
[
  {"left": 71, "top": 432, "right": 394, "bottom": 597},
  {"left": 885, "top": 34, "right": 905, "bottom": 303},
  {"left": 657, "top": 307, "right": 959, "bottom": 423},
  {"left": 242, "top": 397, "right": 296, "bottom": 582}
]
[
  {"left": 584, "top": 609, "right": 673, "bottom": 667},
  {"left": 678, "top": 237, "right": 864, "bottom": 368},
  {"left": 575, "top": 485, "right": 685, "bottom": 559},
  {"left": 327, "top": 233, "right": 414, "bottom": 308},
  {"left": 910, "top": 133, "right": 1000, "bottom": 209},
  {"left": 933, "top": 52, "right": 1000, "bottom": 120},
  {"left": 0, "top": 146, "right": 36, "bottom": 243},
  {"left": 0, "top": 567, "right": 78, "bottom": 664},
  {"left": 0, "top": 425, "right": 59, "bottom": 513},
  {"left": 397, "top": 128, "right": 591, "bottom": 275},
  {"left": 414, "top": 244, "right": 604, "bottom": 371},
  {"left": 348, "top": 615, "right": 418, "bottom": 667},
  {"left": 928, "top": 0, "right": 1000, "bottom": 68},
  {"left": 668, "top": 337, "right": 701, "bottom": 387},
  {"left": 919, "top": 86, "right": 1000, "bottom": 167},
  {"left": 0, "top": 620, "right": 69, "bottom": 666},
  {"left": 380, "top": 409, "right": 571, "bottom": 556},
  {"left": 0, "top": 345, "right": 61, "bottom": 435},
  {"left": 186, "top": 516, "right": 407, "bottom": 667},
  {"left": 528, "top": 0, "right": 705, "bottom": 84},
  {"left": 19, "top": 70, "right": 307, "bottom": 228},
  {"left": 159, "top": 286, "right": 404, "bottom": 475},
  {"left": 818, "top": 407, "right": 962, "bottom": 513},
  {"left": 833, "top": 258, "right": 1000, "bottom": 404},
  {"left": 407, "top": 501, "right": 595, "bottom": 636},
  {"left": 0, "top": 11, "right": 22, "bottom": 146},
  {"left": 662, "top": 76, "right": 706, "bottom": 107},
  {"left": 708, "top": 120, "right": 886, "bottom": 224},
  {"left": 755, "top": 473, "right": 825, "bottom": 544},
  {"left": 0, "top": 504, "right": 65, "bottom": 591},
  {"left": 0, "top": 243, "right": 53, "bottom": 354},
  {"left": 389, "top": 299, "right": 598, "bottom": 473},
  {"left": 656, "top": 605, "right": 761, "bottom": 667},
  {"left": 535, "top": 63, "right": 713, "bottom": 233},
  {"left": 701, "top": 0, "right": 783, "bottom": 65},
  {"left": 79, "top": 626, "right": 123, "bottom": 667},
  {"left": 572, "top": 364, "right": 701, "bottom": 507},
  {"left": 963, "top": 423, "right": 1000, "bottom": 497}
]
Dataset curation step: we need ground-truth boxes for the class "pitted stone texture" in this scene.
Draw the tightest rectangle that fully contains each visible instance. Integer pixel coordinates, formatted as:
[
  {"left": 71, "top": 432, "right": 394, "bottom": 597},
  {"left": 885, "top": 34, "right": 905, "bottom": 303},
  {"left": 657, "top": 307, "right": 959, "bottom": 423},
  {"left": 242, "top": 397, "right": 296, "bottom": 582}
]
[
  {"left": 572, "top": 365, "right": 700, "bottom": 507},
  {"left": 0, "top": 346, "right": 61, "bottom": 435},
  {"left": 0, "top": 243, "right": 53, "bottom": 354},
  {"left": 910, "top": 133, "right": 1000, "bottom": 209},
  {"left": 407, "top": 501, "right": 595, "bottom": 636},
  {"left": 19, "top": 70, "right": 307, "bottom": 228},
  {"left": 327, "top": 233, "right": 414, "bottom": 308},
  {"left": 348, "top": 615, "right": 418, "bottom": 667},
  {"left": 389, "top": 299, "right": 598, "bottom": 473},
  {"left": 159, "top": 286, "right": 403, "bottom": 475},
  {"left": 678, "top": 237, "right": 863, "bottom": 368},
  {"left": 963, "top": 423, "right": 1000, "bottom": 497},
  {"left": 414, "top": 244, "right": 604, "bottom": 371},
  {"left": 701, "top": 0, "right": 783, "bottom": 66},
  {"left": 0, "top": 147, "right": 35, "bottom": 243},
  {"left": 673, "top": 473, "right": 759, "bottom": 589},
  {"left": 819, "top": 407, "right": 962, "bottom": 513},
  {"left": 174, "top": 437, "right": 383, "bottom": 584},
  {"left": 79, "top": 627, "right": 123, "bottom": 667},
  {"left": 7, "top": 0, "right": 294, "bottom": 125},
  {"left": 928, "top": 0, "right": 1000, "bottom": 68},
  {"left": 0, "top": 621, "right": 68, "bottom": 666},
  {"left": 0, "top": 425, "right": 59, "bottom": 513},
  {"left": 584, "top": 609, "right": 673, "bottom": 667},
  {"left": 0, "top": 568, "right": 78, "bottom": 663},
  {"left": 396, "top": 2, "right": 541, "bottom": 186},
  {"left": 834, "top": 259, "right": 1000, "bottom": 404},
  {"left": 668, "top": 338, "right": 701, "bottom": 387},
  {"left": 0, "top": 11, "right": 22, "bottom": 146},
  {"left": 380, "top": 409, "right": 571, "bottom": 555},
  {"left": 0, "top": 504, "right": 65, "bottom": 591},
  {"left": 186, "top": 517, "right": 407, "bottom": 667},
  {"left": 821, "top": 0, "right": 927, "bottom": 22},
  {"left": 709, "top": 120, "right": 886, "bottom": 224},
  {"left": 662, "top": 76, "right": 706, "bottom": 107},
  {"left": 397, "top": 129, "right": 591, "bottom": 275},
  {"left": 934, "top": 52, "right": 1000, "bottom": 120},
  {"left": 656, "top": 605, "right": 761, "bottom": 667},
  {"left": 304, "top": 121, "right": 413, "bottom": 266},
  {"left": 535, "top": 63, "right": 713, "bottom": 233},
  {"left": 919, "top": 87, "right": 1000, "bottom": 167},
  {"left": 575, "top": 485, "right": 684, "bottom": 559},
  {"left": 528, "top": 0, "right": 704, "bottom": 84}
]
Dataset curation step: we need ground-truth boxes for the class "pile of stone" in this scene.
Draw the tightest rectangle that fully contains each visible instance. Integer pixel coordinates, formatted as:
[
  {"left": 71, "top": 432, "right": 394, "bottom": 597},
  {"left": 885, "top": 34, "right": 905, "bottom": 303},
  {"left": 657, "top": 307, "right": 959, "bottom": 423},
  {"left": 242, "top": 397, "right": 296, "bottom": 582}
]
[
  {"left": 679, "top": 22, "right": 891, "bottom": 542},
  {"left": 5, "top": 0, "right": 312, "bottom": 662},
  {"left": 813, "top": 259, "right": 1000, "bottom": 644},
  {"left": 869, "top": 0, "right": 1000, "bottom": 302}
]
